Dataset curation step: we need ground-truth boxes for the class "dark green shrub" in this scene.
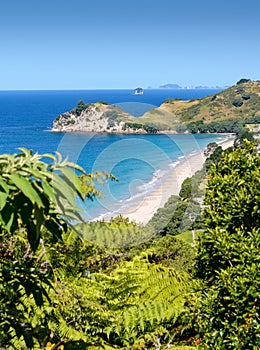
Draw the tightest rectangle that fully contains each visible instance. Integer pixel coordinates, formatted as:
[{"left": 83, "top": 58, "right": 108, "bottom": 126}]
[
  {"left": 242, "top": 92, "right": 251, "bottom": 100},
  {"left": 236, "top": 86, "right": 245, "bottom": 94},
  {"left": 73, "top": 100, "right": 90, "bottom": 116},
  {"left": 97, "top": 100, "right": 110, "bottom": 105},
  {"left": 236, "top": 78, "right": 251, "bottom": 85},
  {"left": 232, "top": 98, "right": 243, "bottom": 107},
  {"left": 163, "top": 98, "right": 183, "bottom": 103}
]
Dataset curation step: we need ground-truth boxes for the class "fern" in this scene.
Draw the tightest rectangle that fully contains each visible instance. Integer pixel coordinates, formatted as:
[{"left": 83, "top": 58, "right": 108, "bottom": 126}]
[{"left": 80, "top": 221, "right": 153, "bottom": 248}]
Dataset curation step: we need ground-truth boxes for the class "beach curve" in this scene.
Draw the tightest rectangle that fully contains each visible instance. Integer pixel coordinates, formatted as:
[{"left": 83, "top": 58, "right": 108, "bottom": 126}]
[{"left": 119, "top": 135, "right": 235, "bottom": 224}]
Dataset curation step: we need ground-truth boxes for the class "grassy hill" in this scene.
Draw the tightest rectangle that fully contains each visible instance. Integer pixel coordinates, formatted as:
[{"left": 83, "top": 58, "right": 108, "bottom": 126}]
[{"left": 138, "top": 80, "right": 260, "bottom": 133}]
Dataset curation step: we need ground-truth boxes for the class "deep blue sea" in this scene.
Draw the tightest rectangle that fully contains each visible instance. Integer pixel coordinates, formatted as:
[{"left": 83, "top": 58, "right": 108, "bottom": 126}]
[{"left": 0, "top": 89, "right": 225, "bottom": 220}]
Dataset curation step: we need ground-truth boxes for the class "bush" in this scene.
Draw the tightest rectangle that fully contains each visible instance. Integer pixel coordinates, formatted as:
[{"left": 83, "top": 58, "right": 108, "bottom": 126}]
[
  {"left": 73, "top": 100, "right": 90, "bottom": 116},
  {"left": 242, "top": 92, "right": 251, "bottom": 100},
  {"left": 232, "top": 98, "right": 243, "bottom": 107},
  {"left": 236, "top": 78, "right": 251, "bottom": 85},
  {"left": 194, "top": 142, "right": 260, "bottom": 348},
  {"left": 163, "top": 98, "right": 183, "bottom": 103}
]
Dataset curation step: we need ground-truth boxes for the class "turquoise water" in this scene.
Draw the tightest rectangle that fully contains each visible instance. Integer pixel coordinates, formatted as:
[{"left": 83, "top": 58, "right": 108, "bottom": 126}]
[
  {"left": 0, "top": 89, "right": 224, "bottom": 219},
  {"left": 57, "top": 132, "right": 224, "bottom": 220}
]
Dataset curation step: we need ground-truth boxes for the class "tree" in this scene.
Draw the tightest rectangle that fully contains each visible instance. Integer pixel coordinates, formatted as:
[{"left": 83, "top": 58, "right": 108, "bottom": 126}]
[
  {"left": 232, "top": 97, "right": 243, "bottom": 107},
  {"left": 73, "top": 100, "right": 89, "bottom": 116},
  {"left": 236, "top": 78, "right": 251, "bottom": 85},
  {"left": 234, "top": 128, "right": 255, "bottom": 148},
  {"left": 0, "top": 148, "right": 112, "bottom": 349},
  {"left": 179, "top": 177, "right": 192, "bottom": 200},
  {"left": 204, "top": 144, "right": 223, "bottom": 172},
  {"left": 194, "top": 141, "right": 260, "bottom": 348},
  {"left": 203, "top": 142, "right": 218, "bottom": 158}
]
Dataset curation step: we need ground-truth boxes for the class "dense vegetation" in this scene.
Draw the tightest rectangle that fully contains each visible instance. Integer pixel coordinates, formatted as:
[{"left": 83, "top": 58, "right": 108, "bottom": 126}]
[
  {"left": 194, "top": 140, "right": 260, "bottom": 348},
  {"left": 1, "top": 133, "right": 260, "bottom": 349}
]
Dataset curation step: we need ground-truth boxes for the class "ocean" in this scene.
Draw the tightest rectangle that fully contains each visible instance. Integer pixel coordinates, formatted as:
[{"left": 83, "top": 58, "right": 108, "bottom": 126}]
[{"left": 0, "top": 89, "right": 225, "bottom": 220}]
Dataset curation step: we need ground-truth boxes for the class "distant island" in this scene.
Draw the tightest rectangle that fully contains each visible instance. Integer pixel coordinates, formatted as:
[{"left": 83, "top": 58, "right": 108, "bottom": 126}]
[
  {"left": 52, "top": 80, "right": 260, "bottom": 134},
  {"left": 159, "top": 84, "right": 182, "bottom": 89},
  {"left": 133, "top": 87, "right": 144, "bottom": 95},
  {"left": 158, "top": 83, "right": 228, "bottom": 90}
]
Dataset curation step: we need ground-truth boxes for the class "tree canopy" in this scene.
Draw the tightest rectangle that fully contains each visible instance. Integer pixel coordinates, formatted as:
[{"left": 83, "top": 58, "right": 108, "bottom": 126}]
[{"left": 194, "top": 141, "right": 260, "bottom": 348}]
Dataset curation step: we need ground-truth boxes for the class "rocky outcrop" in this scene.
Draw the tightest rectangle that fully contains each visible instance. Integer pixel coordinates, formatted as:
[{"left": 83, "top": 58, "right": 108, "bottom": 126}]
[{"left": 52, "top": 101, "right": 147, "bottom": 134}]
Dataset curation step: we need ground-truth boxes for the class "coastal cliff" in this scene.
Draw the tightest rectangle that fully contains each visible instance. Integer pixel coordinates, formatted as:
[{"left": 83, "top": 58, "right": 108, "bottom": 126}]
[
  {"left": 52, "top": 80, "right": 260, "bottom": 134},
  {"left": 52, "top": 100, "right": 147, "bottom": 134}
]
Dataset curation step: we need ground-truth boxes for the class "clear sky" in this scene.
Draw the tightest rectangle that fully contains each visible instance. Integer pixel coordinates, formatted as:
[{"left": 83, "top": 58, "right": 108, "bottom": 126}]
[{"left": 0, "top": 0, "right": 260, "bottom": 89}]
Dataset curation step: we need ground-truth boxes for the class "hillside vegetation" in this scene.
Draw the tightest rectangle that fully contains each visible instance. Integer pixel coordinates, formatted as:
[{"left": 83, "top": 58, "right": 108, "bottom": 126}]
[
  {"left": 140, "top": 80, "right": 260, "bottom": 133},
  {"left": 1, "top": 134, "right": 260, "bottom": 348},
  {"left": 52, "top": 80, "right": 260, "bottom": 134}
]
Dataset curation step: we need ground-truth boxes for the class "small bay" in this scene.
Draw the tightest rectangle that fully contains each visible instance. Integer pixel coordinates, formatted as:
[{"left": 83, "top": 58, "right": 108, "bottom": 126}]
[{"left": 0, "top": 89, "right": 224, "bottom": 219}]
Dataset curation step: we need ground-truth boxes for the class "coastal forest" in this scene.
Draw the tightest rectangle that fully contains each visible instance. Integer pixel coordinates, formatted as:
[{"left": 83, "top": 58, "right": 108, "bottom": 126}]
[{"left": 0, "top": 126, "right": 259, "bottom": 349}]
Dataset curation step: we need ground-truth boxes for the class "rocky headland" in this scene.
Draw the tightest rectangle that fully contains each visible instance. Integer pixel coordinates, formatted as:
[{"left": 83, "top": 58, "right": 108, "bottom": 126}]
[{"left": 52, "top": 80, "right": 260, "bottom": 134}]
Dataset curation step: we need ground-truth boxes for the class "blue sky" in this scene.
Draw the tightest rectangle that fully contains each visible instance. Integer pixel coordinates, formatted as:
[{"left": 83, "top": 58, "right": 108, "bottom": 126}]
[{"left": 0, "top": 0, "right": 259, "bottom": 89}]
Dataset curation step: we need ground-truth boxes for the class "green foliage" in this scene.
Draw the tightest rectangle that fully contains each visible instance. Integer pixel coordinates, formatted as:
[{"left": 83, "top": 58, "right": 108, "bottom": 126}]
[
  {"left": 143, "top": 123, "right": 160, "bottom": 133},
  {"left": 162, "top": 200, "right": 190, "bottom": 235},
  {"left": 187, "top": 119, "right": 244, "bottom": 134},
  {"left": 186, "top": 120, "right": 205, "bottom": 133},
  {"left": 79, "top": 220, "right": 152, "bottom": 249},
  {"left": 0, "top": 149, "right": 110, "bottom": 250},
  {"left": 97, "top": 100, "right": 110, "bottom": 105},
  {"left": 194, "top": 141, "right": 260, "bottom": 348},
  {"left": 232, "top": 97, "right": 243, "bottom": 107},
  {"left": 105, "top": 110, "right": 120, "bottom": 128},
  {"left": 10, "top": 141, "right": 260, "bottom": 348},
  {"left": 164, "top": 98, "right": 183, "bottom": 103},
  {"left": 123, "top": 122, "right": 143, "bottom": 131},
  {"left": 236, "top": 78, "right": 251, "bottom": 85},
  {"left": 42, "top": 248, "right": 193, "bottom": 349},
  {"left": 156, "top": 168, "right": 205, "bottom": 238},
  {"left": 0, "top": 149, "right": 113, "bottom": 348},
  {"left": 179, "top": 177, "right": 192, "bottom": 200},
  {"left": 234, "top": 128, "right": 255, "bottom": 148},
  {"left": 203, "top": 142, "right": 218, "bottom": 158},
  {"left": 175, "top": 230, "right": 196, "bottom": 244},
  {"left": 242, "top": 92, "right": 251, "bottom": 100},
  {"left": 146, "top": 195, "right": 179, "bottom": 235},
  {"left": 142, "top": 235, "right": 195, "bottom": 272},
  {"left": 244, "top": 114, "right": 260, "bottom": 124},
  {"left": 123, "top": 122, "right": 160, "bottom": 133},
  {"left": 0, "top": 148, "right": 198, "bottom": 349},
  {"left": 73, "top": 100, "right": 90, "bottom": 116},
  {"left": 204, "top": 144, "right": 223, "bottom": 172},
  {"left": 0, "top": 230, "right": 55, "bottom": 349},
  {"left": 236, "top": 86, "right": 245, "bottom": 94}
]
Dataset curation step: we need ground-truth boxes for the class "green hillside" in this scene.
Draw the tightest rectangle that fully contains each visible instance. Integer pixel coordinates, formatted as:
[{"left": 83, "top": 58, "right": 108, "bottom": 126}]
[{"left": 138, "top": 80, "right": 260, "bottom": 133}]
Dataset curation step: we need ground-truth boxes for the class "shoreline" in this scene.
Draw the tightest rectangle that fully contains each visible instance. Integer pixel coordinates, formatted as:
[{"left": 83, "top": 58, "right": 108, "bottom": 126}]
[{"left": 119, "top": 135, "right": 235, "bottom": 225}]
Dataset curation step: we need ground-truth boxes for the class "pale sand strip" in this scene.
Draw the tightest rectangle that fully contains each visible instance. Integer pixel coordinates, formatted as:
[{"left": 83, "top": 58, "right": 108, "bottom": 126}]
[{"left": 120, "top": 136, "right": 235, "bottom": 224}]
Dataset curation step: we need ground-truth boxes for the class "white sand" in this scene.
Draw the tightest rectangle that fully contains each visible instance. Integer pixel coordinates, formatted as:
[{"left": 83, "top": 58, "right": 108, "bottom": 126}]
[{"left": 120, "top": 136, "right": 235, "bottom": 224}]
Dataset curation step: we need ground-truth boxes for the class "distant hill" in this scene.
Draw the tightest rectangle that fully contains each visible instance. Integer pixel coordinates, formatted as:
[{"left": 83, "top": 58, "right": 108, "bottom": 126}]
[
  {"left": 52, "top": 81, "right": 260, "bottom": 134},
  {"left": 159, "top": 83, "right": 182, "bottom": 89}
]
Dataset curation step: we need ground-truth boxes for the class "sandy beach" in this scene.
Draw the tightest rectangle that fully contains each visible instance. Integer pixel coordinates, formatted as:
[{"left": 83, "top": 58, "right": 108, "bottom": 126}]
[{"left": 120, "top": 135, "right": 235, "bottom": 224}]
